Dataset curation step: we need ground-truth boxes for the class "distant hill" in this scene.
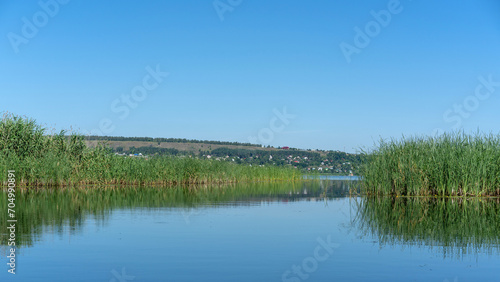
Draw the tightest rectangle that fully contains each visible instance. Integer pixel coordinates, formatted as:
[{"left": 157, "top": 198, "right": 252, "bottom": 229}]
[
  {"left": 85, "top": 136, "right": 363, "bottom": 175},
  {"left": 85, "top": 135, "right": 259, "bottom": 147},
  {"left": 85, "top": 135, "right": 315, "bottom": 155}
]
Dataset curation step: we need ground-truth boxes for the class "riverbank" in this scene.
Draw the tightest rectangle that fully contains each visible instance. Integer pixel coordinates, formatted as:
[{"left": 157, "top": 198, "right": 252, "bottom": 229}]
[{"left": 0, "top": 114, "right": 300, "bottom": 187}]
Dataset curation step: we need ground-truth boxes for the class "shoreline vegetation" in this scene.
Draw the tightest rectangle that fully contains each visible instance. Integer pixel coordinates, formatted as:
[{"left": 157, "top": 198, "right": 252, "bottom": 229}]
[
  {"left": 0, "top": 114, "right": 300, "bottom": 187},
  {"left": 362, "top": 133, "right": 500, "bottom": 197},
  {"left": 3, "top": 113, "right": 499, "bottom": 197}
]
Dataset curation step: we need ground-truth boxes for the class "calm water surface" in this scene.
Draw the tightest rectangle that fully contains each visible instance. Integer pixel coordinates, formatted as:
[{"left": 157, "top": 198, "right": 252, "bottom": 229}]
[{"left": 1, "top": 180, "right": 499, "bottom": 281}]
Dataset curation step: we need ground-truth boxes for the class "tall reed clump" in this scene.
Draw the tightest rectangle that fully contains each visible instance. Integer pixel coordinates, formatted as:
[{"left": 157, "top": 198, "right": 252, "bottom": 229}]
[
  {"left": 361, "top": 132, "right": 500, "bottom": 196},
  {"left": 0, "top": 113, "right": 301, "bottom": 187}
]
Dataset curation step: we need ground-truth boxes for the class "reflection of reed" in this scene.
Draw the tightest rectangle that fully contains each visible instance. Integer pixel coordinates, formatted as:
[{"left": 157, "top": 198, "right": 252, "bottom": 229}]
[
  {"left": 0, "top": 180, "right": 358, "bottom": 248},
  {"left": 355, "top": 197, "right": 500, "bottom": 258}
]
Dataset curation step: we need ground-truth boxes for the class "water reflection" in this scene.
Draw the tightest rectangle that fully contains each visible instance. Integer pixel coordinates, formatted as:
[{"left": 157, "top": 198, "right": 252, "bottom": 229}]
[
  {"left": 0, "top": 180, "right": 357, "bottom": 249},
  {"left": 355, "top": 196, "right": 500, "bottom": 258},
  {"left": 4, "top": 181, "right": 498, "bottom": 261}
]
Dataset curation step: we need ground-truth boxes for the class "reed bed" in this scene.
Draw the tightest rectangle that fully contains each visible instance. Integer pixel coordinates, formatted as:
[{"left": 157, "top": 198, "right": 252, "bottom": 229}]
[
  {"left": 361, "top": 133, "right": 500, "bottom": 196},
  {"left": 0, "top": 113, "right": 300, "bottom": 187}
]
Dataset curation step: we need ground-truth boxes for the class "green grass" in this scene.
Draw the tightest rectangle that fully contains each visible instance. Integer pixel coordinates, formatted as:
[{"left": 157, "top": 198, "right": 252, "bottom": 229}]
[
  {"left": 361, "top": 132, "right": 500, "bottom": 196},
  {"left": 0, "top": 113, "right": 300, "bottom": 187}
]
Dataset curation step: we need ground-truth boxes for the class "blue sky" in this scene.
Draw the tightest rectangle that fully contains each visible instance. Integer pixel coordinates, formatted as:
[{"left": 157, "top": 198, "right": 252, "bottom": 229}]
[{"left": 1, "top": 0, "right": 500, "bottom": 152}]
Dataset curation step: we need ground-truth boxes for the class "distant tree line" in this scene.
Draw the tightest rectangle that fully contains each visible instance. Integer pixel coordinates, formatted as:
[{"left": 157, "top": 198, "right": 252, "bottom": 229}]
[
  {"left": 85, "top": 135, "right": 259, "bottom": 147},
  {"left": 207, "top": 148, "right": 363, "bottom": 174},
  {"left": 326, "top": 151, "right": 363, "bottom": 165},
  {"left": 209, "top": 147, "right": 322, "bottom": 161},
  {"left": 114, "top": 145, "right": 363, "bottom": 174},
  {"left": 126, "top": 146, "right": 180, "bottom": 156},
  {"left": 106, "top": 135, "right": 364, "bottom": 174}
]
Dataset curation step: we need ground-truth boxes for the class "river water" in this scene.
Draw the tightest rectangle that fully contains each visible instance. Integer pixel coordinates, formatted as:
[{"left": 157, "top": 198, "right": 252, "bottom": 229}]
[{"left": 1, "top": 179, "right": 499, "bottom": 281}]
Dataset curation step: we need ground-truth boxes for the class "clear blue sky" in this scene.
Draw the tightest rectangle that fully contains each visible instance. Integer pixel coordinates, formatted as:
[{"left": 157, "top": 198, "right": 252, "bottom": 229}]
[{"left": 1, "top": 0, "right": 500, "bottom": 152}]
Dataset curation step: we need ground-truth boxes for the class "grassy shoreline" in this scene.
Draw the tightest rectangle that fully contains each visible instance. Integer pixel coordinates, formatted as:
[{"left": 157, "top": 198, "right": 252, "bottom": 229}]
[
  {"left": 0, "top": 114, "right": 300, "bottom": 187},
  {"left": 362, "top": 133, "right": 500, "bottom": 196}
]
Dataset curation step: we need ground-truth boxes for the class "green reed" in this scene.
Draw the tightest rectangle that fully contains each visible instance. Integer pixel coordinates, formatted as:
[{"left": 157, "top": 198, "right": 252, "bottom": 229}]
[
  {"left": 0, "top": 113, "right": 300, "bottom": 187},
  {"left": 361, "top": 132, "right": 500, "bottom": 196},
  {"left": 354, "top": 196, "right": 500, "bottom": 258}
]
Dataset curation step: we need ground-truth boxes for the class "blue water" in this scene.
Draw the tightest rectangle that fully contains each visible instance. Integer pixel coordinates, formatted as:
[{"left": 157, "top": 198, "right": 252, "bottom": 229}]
[{"left": 1, "top": 182, "right": 499, "bottom": 281}]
